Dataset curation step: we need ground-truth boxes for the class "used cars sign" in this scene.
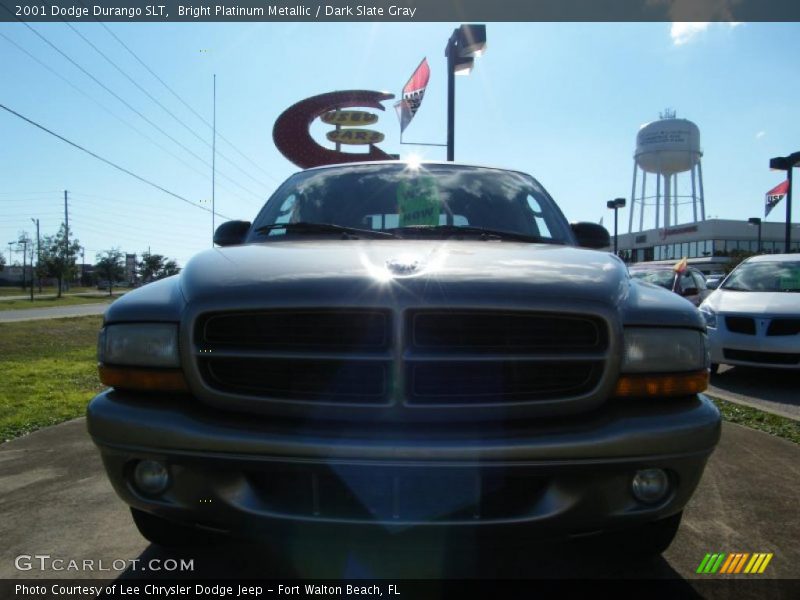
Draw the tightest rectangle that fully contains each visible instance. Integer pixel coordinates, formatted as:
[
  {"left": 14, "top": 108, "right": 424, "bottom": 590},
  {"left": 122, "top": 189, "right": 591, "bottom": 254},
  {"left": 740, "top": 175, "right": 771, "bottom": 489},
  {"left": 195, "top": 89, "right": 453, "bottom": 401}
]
[{"left": 326, "top": 129, "right": 385, "bottom": 145}]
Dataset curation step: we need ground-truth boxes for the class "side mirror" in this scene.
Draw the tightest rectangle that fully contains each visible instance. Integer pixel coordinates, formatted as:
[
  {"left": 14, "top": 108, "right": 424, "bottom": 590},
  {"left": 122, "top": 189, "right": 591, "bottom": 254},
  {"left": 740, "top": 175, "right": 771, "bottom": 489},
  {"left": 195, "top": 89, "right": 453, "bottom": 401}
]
[
  {"left": 214, "top": 220, "right": 251, "bottom": 247},
  {"left": 681, "top": 287, "right": 699, "bottom": 297},
  {"left": 571, "top": 222, "right": 611, "bottom": 249}
]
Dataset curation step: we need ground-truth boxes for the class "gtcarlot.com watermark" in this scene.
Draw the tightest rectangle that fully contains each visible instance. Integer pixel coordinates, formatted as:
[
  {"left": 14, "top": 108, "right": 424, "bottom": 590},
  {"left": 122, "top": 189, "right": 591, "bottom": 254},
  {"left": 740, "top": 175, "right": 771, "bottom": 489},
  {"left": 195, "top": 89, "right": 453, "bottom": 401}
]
[{"left": 15, "top": 554, "right": 194, "bottom": 573}]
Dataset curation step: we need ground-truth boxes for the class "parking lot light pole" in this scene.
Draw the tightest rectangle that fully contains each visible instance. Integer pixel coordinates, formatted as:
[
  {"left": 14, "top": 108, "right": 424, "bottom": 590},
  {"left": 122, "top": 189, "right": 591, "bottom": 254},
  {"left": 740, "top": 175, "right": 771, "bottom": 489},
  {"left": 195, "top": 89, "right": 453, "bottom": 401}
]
[
  {"left": 748, "top": 217, "right": 762, "bottom": 253},
  {"left": 607, "top": 198, "right": 626, "bottom": 255},
  {"left": 445, "top": 24, "right": 487, "bottom": 161},
  {"left": 769, "top": 151, "right": 800, "bottom": 253}
]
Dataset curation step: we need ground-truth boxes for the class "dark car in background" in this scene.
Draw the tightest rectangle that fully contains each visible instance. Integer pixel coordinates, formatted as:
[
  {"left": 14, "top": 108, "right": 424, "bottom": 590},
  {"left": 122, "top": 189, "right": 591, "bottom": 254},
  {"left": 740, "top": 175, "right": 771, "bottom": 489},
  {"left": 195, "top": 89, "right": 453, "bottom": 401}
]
[
  {"left": 629, "top": 261, "right": 711, "bottom": 307},
  {"left": 87, "top": 161, "right": 720, "bottom": 556}
]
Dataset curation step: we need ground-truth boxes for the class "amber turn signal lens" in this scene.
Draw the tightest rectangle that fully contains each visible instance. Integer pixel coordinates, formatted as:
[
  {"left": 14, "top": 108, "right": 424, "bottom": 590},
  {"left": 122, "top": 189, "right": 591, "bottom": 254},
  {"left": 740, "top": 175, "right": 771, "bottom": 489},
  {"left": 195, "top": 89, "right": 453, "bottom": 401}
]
[
  {"left": 98, "top": 364, "right": 190, "bottom": 392},
  {"left": 614, "top": 370, "right": 708, "bottom": 398}
]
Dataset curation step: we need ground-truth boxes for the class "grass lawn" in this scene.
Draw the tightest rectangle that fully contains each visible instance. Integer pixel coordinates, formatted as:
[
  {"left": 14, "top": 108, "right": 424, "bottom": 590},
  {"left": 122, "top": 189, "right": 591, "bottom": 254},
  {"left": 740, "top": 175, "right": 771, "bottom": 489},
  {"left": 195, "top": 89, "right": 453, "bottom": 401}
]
[
  {"left": 0, "top": 316, "right": 104, "bottom": 442},
  {"left": 709, "top": 396, "right": 800, "bottom": 444},
  {"left": 0, "top": 294, "right": 117, "bottom": 311}
]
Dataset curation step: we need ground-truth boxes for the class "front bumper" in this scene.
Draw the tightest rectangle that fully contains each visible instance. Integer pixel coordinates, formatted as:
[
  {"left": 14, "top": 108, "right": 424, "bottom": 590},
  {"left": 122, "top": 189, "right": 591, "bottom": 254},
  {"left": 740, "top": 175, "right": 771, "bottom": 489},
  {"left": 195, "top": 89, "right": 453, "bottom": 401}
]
[
  {"left": 87, "top": 390, "right": 720, "bottom": 540},
  {"left": 708, "top": 324, "right": 800, "bottom": 369}
]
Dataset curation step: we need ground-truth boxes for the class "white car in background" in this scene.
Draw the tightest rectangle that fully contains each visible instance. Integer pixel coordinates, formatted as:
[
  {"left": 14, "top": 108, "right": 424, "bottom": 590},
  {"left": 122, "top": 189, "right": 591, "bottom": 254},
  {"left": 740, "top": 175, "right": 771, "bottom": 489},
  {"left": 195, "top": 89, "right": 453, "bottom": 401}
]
[{"left": 700, "top": 254, "right": 800, "bottom": 372}]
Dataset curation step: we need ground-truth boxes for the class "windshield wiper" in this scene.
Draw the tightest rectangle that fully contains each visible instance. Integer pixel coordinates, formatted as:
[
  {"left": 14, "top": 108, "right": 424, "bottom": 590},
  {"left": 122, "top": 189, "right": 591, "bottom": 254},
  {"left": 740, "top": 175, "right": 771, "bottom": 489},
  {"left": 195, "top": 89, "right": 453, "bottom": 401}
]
[
  {"left": 254, "top": 222, "right": 396, "bottom": 239},
  {"left": 387, "top": 224, "right": 560, "bottom": 244},
  {"left": 720, "top": 285, "right": 751, "bottom": 291}
]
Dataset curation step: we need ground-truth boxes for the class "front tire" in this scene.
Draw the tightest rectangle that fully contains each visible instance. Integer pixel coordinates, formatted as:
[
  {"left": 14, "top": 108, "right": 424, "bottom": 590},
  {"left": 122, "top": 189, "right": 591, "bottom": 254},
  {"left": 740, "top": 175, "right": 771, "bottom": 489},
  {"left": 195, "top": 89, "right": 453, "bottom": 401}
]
[{"left": 130, "top": 508, "right": 219, "bottom": 547}]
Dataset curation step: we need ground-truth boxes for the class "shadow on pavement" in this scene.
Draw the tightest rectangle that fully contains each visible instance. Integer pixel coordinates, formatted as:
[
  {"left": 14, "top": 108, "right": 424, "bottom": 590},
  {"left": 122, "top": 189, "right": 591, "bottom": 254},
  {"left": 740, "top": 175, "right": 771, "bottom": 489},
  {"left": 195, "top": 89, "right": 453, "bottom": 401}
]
[{"left": 710, "top": 367, "right": 800, "bottom": 412}]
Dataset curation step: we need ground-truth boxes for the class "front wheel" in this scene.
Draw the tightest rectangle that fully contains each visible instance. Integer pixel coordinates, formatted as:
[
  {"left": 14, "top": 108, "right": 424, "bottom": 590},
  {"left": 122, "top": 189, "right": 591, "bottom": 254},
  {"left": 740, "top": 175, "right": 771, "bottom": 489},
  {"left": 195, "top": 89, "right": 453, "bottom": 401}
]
[{"left": 130, "top": 508, "right": 220, "bottom": 547}]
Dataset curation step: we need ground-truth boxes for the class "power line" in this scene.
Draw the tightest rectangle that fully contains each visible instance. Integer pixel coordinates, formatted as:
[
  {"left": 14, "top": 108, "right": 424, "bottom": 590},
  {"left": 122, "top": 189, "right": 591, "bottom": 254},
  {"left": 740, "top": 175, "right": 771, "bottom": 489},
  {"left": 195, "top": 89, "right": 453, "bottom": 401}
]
[
  {"left": 9, "top": 19, "right": 261, "bottom": 202},
  {"left": 96, "top": 20, "right": 280, "bottom": 186},
  {"left": 0, "top": 102, "right": 233, "bottom": 220},
  {"left": 63, "top": 21, "right": 273, "bottom": 193},
  {"left": 0, "top": 31, "right": 256, "bottom": 208}
]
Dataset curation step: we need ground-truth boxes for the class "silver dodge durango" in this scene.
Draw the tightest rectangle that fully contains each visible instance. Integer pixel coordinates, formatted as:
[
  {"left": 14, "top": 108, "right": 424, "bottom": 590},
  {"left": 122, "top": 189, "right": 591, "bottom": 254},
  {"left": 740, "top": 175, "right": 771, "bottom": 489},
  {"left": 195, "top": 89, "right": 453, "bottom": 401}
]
[{"left": 87, "top": 161, "right": 720, "bottom": 555}]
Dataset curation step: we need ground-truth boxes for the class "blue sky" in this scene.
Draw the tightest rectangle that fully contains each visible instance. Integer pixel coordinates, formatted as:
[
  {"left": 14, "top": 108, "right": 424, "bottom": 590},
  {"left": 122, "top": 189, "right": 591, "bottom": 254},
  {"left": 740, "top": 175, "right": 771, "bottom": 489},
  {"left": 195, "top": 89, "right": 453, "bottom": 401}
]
[{"left": 1, "top": 21, "right": 798, "bottom": 267}]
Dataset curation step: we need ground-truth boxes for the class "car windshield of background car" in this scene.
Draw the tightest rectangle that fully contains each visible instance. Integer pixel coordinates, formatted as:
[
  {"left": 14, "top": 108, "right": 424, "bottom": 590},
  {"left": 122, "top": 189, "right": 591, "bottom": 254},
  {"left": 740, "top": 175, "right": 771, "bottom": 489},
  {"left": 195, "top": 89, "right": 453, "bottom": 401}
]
[{"left": 722, "top": 261, "right": 800, "bottom": 292}]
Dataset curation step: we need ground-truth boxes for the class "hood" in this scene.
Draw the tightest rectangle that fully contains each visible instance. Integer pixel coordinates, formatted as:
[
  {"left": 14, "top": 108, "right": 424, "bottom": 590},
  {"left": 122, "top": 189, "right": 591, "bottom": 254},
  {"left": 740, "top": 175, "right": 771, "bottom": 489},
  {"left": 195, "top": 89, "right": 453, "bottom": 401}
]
[
  {"left": 703, "top": 289, "right": 800, "bottom": 316},
  {"left": 178, "top": 240, "right": 628, "bottom": 310},
  {"left": 104, "top": 240, "right": 704, "bottom": 330}
]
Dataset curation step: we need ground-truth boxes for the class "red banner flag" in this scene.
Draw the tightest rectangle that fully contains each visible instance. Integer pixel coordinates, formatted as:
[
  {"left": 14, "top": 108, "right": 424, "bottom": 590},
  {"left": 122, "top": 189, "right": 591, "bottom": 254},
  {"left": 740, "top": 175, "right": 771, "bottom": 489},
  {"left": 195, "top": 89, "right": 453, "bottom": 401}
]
[
  {"left": 765, "top": 180, "right": 789, "bottom": 217},
  {"left": 394, "top": 58, "right": 430, "bottom": 133}
]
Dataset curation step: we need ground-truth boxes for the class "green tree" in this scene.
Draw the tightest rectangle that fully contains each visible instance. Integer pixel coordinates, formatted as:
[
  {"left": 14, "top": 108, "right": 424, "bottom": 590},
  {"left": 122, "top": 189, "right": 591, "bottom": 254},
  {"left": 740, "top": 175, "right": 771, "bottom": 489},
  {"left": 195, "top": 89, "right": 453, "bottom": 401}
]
[
  {"left": 138, "top": 252, "right": 180, "bottom": 283},
  {"left": 724, "top": 250, "right": 756, "bottom": 274},
  {"left": 0, "top": 252, "right": 5, "bottom": 272},
  {"left": 95, "top": 248, "right": 126, "bottom": 296},
  {"left": 38, "top": 224, "right": 81, "bottom": 298}
]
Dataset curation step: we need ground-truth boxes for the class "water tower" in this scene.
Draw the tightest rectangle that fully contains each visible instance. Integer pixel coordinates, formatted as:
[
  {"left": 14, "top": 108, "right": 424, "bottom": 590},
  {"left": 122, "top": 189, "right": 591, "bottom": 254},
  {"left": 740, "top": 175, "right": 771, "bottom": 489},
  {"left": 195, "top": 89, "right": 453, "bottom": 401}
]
[{"left": 628, "top": 110, "right": 705, "bottom": 233}]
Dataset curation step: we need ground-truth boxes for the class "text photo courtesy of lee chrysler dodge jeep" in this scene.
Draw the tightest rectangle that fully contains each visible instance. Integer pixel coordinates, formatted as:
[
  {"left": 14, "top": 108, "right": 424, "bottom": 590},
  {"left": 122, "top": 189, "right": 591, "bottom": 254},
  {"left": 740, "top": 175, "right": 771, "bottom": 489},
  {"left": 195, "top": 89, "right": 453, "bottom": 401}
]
[{"left": 88, "top": 162, "right": 720, "bottom": 555}]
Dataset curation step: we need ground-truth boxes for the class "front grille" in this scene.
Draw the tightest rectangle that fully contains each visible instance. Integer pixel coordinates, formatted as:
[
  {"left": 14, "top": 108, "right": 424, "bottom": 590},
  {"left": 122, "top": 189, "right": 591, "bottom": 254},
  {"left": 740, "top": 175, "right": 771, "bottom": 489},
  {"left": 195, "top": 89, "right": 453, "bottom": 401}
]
[
  {"left": 726, "top": 316, "right": 756, "bottom": 335},
  {"left": 723, "top": 348, "right": 800, "bottom": 366},
  {"left": 409, "top": 311, "right": 607, "bottom": 352},
  {"left": 192, "top": 308, "right": 610, "bottom": 414},
  {"left": 195, "top": 310, "right": 392, "bottom": 404},
  {"left": 767, "top": 319, "right": 800, "bottom": 337},
  {"left": 246, "top": 464, "right": 549, "bottom": 522},
  {"left": 200, "top": 357, "right": 388, "bottom": 403},
  {"left": 407, "top": 361, "right": 603, "bottom": 404},
  {"left": 198, "top": 310, "right": 390, "bottom": 351}
]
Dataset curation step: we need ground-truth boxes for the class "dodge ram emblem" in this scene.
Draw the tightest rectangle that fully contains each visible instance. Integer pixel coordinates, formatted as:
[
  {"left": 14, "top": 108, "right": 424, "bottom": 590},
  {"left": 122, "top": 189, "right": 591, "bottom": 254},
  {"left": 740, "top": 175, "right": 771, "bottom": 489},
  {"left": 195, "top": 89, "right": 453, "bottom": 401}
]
[{"left": 386, "top": 257, "right": 422, "bottom": 276}]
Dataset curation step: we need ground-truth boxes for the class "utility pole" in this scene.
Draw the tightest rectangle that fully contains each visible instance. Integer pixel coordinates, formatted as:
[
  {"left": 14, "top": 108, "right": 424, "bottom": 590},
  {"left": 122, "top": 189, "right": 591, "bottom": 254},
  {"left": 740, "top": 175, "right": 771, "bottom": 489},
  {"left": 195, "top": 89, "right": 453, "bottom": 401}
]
[
  {"left": 81, "top": 247, "right": 85, "bottom": 286},
  {"left": 18, "top": 239, "right": 28, "bottom": 296},
  {"left": 64, "top": 189, "right": 70, "bottom": 293},
  {"left": 31, "top": 218, "right": 40, "bottom": 293}
]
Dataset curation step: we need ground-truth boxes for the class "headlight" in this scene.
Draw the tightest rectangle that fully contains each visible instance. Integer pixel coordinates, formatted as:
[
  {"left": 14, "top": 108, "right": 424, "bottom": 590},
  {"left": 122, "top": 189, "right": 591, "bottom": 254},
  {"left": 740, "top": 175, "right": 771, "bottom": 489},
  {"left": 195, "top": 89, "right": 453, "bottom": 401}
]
[
  {"left": 622, "top": 328, "right": 709, "bottom": 373},
  {"left": 98, "top": 323, "right": 180, "bottom": 368},
  {"left": 699, "top": 306, "right": 717, "bottom": 329}
]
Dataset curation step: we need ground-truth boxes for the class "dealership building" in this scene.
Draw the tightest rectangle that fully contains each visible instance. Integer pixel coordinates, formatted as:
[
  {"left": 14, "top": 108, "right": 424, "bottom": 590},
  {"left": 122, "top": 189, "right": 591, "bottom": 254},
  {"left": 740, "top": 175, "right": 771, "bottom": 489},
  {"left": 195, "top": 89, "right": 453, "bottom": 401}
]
[{"left": 614, "top": 218, "right": 800, "bottom": 272}]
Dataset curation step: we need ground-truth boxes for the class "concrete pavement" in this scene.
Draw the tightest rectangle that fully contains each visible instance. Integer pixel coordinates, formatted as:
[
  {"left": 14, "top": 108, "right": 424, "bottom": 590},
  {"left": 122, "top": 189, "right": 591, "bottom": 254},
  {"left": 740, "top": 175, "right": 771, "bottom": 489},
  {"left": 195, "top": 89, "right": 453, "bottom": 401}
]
[
  {"left": 0, "top": 418, "right": 797, "bottom": 585},
  {"left": 0, "top": 302, "right": 110, "bottom": 322}
]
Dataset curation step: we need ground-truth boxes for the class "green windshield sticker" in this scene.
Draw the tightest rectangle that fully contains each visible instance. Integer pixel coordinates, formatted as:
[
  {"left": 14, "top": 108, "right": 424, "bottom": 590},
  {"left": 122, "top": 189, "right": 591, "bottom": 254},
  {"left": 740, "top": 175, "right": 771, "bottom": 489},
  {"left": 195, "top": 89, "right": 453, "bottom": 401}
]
[
  {"left": 779, "top": 277, "right": 800, "bottom": 290},
  {"left": 397, "top": 176, "right": 440, "bottom": 227}
]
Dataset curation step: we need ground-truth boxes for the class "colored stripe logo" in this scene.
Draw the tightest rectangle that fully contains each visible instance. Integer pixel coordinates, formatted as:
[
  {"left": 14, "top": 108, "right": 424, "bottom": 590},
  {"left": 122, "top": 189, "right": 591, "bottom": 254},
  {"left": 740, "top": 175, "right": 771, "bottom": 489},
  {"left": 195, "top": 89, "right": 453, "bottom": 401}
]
[{"left": 697, "top": 553, "right": 773, "bottom": 575}]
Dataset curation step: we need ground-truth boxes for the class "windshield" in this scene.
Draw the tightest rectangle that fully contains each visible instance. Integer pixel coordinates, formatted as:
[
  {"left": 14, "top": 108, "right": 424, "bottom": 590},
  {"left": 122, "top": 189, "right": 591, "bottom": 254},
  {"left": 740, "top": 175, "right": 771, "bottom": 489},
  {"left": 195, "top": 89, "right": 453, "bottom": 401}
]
[
  {"left": 630, "top": 269, "right": 675, "bottom": 290},
  {"left": 721, "top": 260, "right": 800, "bottom": 292},
  {"left": 246, "top": 163, "right": 573, "bottom": 243}
]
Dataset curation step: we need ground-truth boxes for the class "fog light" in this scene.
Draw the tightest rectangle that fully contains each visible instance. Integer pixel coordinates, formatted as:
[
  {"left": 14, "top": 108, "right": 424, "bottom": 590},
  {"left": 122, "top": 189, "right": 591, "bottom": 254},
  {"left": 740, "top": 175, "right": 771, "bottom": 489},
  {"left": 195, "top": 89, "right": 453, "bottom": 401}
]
[
  {"left": 132, "top": 460, "right": 170, "bottom": 496},
  {"left": 631, "top": 469, "right": 670, "bottom": 504}
]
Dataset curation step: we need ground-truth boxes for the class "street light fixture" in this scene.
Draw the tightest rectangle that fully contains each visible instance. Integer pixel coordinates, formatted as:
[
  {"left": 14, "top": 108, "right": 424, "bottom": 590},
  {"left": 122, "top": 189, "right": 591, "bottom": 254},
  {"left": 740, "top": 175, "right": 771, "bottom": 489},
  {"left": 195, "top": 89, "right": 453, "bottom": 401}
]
[
  {"left": 606, "top": 197, "right": 626, "bottom": 255},
  {"left": 445, "top": 24, "right": 487, "bottom": 161},
  {"left": 748, "top": 217, "right": 762, "bottom": 253},
  {"left": 769, "top": 150, "right": 800, "bottom": 253}
]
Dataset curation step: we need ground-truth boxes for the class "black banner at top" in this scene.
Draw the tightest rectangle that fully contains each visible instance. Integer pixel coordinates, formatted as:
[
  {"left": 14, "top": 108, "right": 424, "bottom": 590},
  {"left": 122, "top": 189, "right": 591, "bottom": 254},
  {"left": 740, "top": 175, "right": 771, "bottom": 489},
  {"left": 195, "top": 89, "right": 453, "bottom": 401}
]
[{"left": 2, "top": 0, "right": 800, "bottom": 23}]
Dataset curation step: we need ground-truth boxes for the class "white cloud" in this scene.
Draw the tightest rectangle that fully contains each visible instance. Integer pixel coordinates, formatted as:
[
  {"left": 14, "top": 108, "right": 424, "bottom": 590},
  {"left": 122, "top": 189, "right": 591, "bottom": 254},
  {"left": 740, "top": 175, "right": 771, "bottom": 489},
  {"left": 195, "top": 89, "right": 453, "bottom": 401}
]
[
  {"left": 670, "top": 21, "right": 743, "bottom": 46},
  {"left": 756, "top": 131, "right": 766, "bottom": 140},
  {"left": 671, "top": 22, "right": 710, "bottom": 45}
]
